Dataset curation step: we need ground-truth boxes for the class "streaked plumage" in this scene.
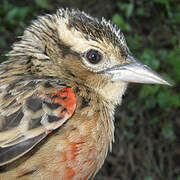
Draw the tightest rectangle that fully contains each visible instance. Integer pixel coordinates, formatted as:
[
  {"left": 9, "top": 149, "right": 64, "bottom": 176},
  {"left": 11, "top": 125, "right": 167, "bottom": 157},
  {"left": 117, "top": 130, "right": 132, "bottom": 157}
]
[{"left": 0, "top": 8, "right": 170, "bottom": 179}]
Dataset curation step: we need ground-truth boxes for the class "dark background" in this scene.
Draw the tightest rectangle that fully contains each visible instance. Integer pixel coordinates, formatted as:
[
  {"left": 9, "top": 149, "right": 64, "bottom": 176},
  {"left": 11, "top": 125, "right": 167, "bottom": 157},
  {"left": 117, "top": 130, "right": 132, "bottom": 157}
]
[{"left": 0, "top": 0, "right": 179, "bottom": 179}]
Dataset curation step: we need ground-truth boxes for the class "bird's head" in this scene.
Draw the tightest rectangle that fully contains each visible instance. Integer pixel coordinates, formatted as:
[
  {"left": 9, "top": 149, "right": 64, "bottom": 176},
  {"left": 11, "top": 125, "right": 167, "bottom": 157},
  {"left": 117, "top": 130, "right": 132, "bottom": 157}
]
[{"left": 9, "top": 8, "right": 170, "bottom": 104}]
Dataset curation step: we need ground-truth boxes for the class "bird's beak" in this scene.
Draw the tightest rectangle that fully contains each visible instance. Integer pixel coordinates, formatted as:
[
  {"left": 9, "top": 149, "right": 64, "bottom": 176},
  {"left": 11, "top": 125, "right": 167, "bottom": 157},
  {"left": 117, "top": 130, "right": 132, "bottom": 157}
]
[{"left": 100, "top": 54, "right": 171, "bottom": 85}]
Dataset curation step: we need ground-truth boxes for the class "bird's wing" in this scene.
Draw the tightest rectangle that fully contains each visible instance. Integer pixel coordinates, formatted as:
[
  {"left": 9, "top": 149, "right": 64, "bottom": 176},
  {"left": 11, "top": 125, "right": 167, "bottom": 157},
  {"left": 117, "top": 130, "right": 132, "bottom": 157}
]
[{"left": 0, "top": 76, "right": 76, "bottom": 166}]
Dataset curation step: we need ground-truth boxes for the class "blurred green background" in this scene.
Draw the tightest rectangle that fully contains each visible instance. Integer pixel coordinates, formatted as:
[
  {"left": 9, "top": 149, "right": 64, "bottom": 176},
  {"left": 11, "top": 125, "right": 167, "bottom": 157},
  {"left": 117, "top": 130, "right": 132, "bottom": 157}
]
[{"left": 0, "top": 0, "right": 179, "bottom": 179}]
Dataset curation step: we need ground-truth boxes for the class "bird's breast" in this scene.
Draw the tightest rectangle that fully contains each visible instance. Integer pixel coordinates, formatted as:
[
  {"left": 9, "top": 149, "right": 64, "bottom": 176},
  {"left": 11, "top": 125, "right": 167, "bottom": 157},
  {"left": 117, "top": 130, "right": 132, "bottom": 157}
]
[
  {"left": 50, "top": 109, "right": 111, "bottom": 180},
  {"left": 36, "top": 99, "right": 113, "bottom": 180}
]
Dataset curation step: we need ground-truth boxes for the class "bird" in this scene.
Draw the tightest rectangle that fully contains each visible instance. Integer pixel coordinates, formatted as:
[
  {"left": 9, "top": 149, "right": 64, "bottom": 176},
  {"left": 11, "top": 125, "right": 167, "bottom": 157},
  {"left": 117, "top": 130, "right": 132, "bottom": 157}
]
[{"left": 0, "top": 8, "right": 170, "bottom": 180}]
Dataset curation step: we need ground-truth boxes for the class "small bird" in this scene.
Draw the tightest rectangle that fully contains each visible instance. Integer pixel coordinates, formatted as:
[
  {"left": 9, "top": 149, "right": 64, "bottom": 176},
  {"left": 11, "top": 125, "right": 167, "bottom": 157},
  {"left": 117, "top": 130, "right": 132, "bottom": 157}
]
[{"left": 0, "top": 8, "right": 170, "bottom": 180}]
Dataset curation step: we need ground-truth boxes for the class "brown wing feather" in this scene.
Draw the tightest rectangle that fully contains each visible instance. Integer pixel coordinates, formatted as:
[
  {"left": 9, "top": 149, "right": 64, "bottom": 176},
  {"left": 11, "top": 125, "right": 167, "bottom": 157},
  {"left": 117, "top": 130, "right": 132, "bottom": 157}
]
[
  {"left": 0, "top": 133, "right": 46, "bottom": 166},
  {"left": 0, "top": 74, "right": 76, "bottom": 166}
]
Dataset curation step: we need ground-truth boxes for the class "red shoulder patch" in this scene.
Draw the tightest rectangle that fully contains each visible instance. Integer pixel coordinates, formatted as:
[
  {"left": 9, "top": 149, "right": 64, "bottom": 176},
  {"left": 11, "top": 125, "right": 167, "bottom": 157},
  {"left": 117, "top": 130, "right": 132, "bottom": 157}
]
[{"left": 48, "top": 88, "right": 76, "bottom": 118}]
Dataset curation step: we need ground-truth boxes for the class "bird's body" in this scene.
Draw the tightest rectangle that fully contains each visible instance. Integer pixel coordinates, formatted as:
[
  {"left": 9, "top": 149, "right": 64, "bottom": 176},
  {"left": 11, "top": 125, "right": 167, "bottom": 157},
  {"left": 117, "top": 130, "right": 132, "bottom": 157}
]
[{"left": 0, "top": 9, "right": 170, "bottom": 179}]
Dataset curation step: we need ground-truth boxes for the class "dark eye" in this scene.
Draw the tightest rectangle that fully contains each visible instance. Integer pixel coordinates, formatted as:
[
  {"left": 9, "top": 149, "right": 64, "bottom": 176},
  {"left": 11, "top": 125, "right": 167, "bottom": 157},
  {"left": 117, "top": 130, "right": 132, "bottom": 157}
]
[{"left": 86, "top": 49, "right": 102, "bottom": 64}]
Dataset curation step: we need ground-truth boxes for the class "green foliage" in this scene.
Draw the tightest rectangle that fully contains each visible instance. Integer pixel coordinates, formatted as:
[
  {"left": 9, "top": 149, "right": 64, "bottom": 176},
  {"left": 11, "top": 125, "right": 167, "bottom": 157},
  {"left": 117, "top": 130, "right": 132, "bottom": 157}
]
[
  {"left": 169, "top": 47, "right": 180, "bottom": 81},
  {"left": 0, "top": 0, "right": 51, "bottom": 62},
  {"left": 140, "top": 49, "right": 160, "bottom": 70},
  {"left": 144, "top": 177, "right": 153, "bottom": 180},
  {"left": 161, "top": 122, "right": 175, "bottom": 141},
  {"left": 116, "top": 1, "right": 134, "bottom": 18},
  {"left": 112, "top": 0, "right": 180, "bottom": 111},
  {"left": 112, "top": 13, "right": 131, "bottom": 31},
  {"left": 35, "top": 0, "right": 50, "bottom": 8},
  {"left": 157, "top": 89, "right": 180, "bottom": 109},
  {"left": 112, "top": 0, "right": 179, "bottom": 179}
]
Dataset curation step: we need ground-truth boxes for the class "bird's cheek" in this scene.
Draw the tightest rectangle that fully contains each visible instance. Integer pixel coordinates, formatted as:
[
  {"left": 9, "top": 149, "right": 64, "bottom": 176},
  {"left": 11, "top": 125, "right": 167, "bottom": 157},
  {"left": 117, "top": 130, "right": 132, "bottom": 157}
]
[{"left": 100, "top": 81, "right": 128, "bottom": 104}]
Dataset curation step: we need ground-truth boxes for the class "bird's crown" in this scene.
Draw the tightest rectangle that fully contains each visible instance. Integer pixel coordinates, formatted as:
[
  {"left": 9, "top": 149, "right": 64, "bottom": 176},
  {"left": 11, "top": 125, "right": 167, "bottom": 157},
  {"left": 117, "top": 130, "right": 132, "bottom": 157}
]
[
  {"left": 60, "top": 9, "right": 128, "bottom": 52},
  {"left": 9, "top": 8, "right": 129, "bottom": 64}
]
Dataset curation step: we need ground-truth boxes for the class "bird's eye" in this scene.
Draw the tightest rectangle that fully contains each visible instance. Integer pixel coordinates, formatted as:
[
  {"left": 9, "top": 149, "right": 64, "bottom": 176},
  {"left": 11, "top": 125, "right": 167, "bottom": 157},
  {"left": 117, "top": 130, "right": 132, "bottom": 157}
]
[{"left": 86, "top": 49, "right": 102, "bottom": 64}]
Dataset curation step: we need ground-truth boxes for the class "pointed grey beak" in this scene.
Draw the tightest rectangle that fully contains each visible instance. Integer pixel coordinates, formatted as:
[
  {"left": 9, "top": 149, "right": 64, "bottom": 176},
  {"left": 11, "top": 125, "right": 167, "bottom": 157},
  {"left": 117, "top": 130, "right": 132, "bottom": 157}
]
[{"left": 101, "top": 55, "right": 171, "bottom": 85}]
